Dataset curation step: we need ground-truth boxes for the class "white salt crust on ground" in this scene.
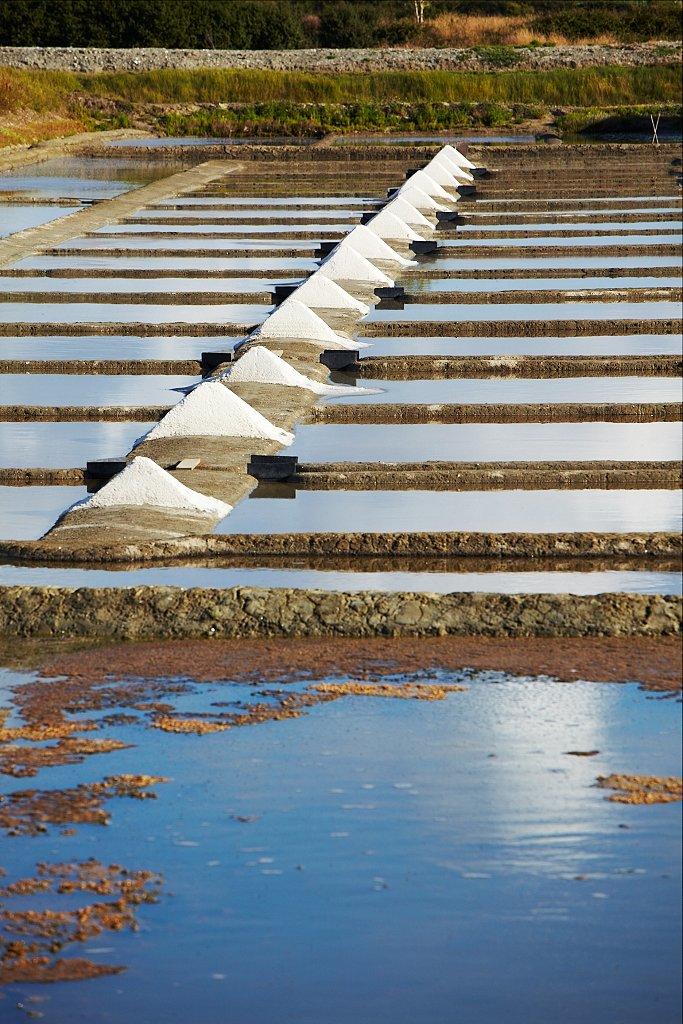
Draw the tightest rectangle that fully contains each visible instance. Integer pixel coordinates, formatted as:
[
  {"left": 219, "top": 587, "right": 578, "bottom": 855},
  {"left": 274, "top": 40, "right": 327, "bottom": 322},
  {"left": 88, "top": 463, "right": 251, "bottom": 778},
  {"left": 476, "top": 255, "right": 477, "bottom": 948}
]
[
  {"left": 366, "top": 209, "right": 425, "bottom": 242},
  {"left": 72, "top": 456, "right": 232, "bottom": 517},
  {"left": 139, "top": 379, "right": 295, "bottom": 445},
  {"left": 252, "top": 297, "right": 366, "bottom": 350},
  {"left": 293, "top": 272, "right": 370, "bottom": 314},
  {"left": 319, "top": 245, "right": 395, "bottom": 287},
  {"left": 223, "top": 345, "right": 379, "bottom": 396},
  {"left": 382, "top": 196, "right": 435, "bottom": 231},
  {"left": 406, "top": 170, "right": 456, "bottom": 202},
  {"left": 443, "top": 143, "right": 477, "bottom": 170},
  {"left": 341, "top": 226, "right": 416, "bottom": 267},
  {"left": 397, "top": 184, "right": 450, "bottom": 212}
]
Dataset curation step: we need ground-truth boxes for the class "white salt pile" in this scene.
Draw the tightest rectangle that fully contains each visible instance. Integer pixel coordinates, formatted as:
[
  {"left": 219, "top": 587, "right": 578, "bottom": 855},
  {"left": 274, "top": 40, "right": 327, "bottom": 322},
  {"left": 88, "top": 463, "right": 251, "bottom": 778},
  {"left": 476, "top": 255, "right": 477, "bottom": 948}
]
[
  {"left": 442, "top": 143, "right": 477, "bottom": 170},
  {"left": 74, "top": 456, "right": 232, "bottom": 517},
  {"left": 319, "top": 245, "right": 395, "bottom": 288},
  {"left": 398, "top": 183, "right": 451, "bottom": 213},
  {"left": 222, "top": 345, "right": 379, "bottom": 397},
  {"left": 366, "top": 209, "right": 425, "bottom": 242},
  {"left": 342, "top": 226, "right": 416, "bottom": 267},
  {"left": 293, "top": 272, "right": 370, "bottom": 314},
  {"left": 139, "top": 379, "right": 295, "bottom": 445},
  {"left": 251, "top": 297, "right": 364, "bottom": 350},
  {"left": 425, "top": 157, "right": 473, "bottom": 186},
  {"left": 430, "top": 152, "right": 474, "bottom": 182},
  {"left": 382, "top": 196, "right": 435, "bottom": 231},
  {"left": 406, "top": 170, "right": 456, "bottom": 201}
]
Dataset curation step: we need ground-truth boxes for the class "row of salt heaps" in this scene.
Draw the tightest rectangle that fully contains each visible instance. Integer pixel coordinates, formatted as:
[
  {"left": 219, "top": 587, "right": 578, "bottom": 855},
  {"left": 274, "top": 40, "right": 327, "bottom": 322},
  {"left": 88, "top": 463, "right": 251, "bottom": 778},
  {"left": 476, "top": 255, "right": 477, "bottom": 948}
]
[{"left": 72, "top": 145, "right": 476, "bottom": 524}]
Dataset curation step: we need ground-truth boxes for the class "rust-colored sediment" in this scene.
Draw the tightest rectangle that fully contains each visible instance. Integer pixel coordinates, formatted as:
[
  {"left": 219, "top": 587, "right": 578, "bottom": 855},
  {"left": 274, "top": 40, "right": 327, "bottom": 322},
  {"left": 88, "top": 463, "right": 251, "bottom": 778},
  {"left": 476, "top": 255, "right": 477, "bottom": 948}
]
[
  {"left": 596, "top": 774, "right": 683, "bottom": 804},
  {"left": 0, "top": 860, "right": 162, "bottom": 984},
  {"left": 27, "top": 636, "right": 683, "bottom": 693}
]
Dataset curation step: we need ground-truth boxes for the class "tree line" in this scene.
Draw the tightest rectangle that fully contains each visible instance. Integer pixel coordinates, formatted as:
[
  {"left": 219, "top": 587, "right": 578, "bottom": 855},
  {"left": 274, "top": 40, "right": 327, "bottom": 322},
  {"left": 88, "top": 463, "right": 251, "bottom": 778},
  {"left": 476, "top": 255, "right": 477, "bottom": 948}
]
[{"left": 0, "top": 1, "right": 679, "bottom": 49}]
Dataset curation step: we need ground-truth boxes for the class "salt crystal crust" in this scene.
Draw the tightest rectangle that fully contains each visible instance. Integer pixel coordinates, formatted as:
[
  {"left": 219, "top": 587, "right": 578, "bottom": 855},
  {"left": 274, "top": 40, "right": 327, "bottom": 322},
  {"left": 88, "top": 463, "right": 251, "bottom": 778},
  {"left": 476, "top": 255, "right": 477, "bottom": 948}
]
[
  {"left": 140, "top": 380, "right": 295, "bottom": 445},
  {"left": 75, "top": 456, "right": 232, "bottom": 517},
  {"left": 224, "top": 345, "right": 377, "bottom": 397},
  {"left": 319, "top": 245, "right": 395, "bottom": 287}
]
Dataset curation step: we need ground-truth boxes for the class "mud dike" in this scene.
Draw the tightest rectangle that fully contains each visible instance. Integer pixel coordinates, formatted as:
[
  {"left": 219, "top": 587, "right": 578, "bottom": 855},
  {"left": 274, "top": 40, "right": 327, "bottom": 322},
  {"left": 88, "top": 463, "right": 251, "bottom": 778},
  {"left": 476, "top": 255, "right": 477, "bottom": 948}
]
[{"left": 0, "top": 138, "right": 680, "bottom": 638}]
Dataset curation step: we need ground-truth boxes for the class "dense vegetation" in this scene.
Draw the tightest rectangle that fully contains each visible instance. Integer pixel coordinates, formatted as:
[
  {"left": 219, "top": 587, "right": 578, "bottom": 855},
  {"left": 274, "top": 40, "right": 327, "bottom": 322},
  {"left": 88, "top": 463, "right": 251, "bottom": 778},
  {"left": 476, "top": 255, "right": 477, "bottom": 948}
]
[
  {"left": 0, "top": 63, "right": 678, "bottom": 145},
  {"left": 0, "top": 0, "right": 680, "bottom": 48}
]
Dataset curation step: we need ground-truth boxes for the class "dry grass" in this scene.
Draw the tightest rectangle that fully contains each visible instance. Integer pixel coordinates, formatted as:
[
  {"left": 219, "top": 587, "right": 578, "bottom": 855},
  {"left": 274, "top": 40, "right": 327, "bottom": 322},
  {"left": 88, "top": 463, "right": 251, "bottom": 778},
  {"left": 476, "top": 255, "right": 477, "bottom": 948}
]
[{"left": 425, "top": 13, "right": 618, "bottom": 47}]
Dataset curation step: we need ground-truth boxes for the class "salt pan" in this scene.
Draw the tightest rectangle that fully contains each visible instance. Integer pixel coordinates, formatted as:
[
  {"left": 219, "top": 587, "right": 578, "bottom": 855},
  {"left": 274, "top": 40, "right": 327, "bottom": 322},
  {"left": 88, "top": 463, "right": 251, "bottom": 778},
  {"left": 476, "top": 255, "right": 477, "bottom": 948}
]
[
  {"left": 139, "top": 379, "right": 295, "bottom": 445},
  {"left": 341, "top": 226, "right": 416, "bottom": 267},
  {"left": 293, "top": 272, "right": 370, "bottom": 314},
  {"left": 251, "top": 297, "right": 363, "bottom": 350},
  {"left": 74, "top": 456, "right": 232, "bottom": 517},
  {"left": 319, "top": 245, "right": 395, "bottom": 287},
  {"left": 222, "top": 345, "right": 378, "bottom": 397},
  {"left": 366, "top": 209, "right": 425, "bottom": 242}
]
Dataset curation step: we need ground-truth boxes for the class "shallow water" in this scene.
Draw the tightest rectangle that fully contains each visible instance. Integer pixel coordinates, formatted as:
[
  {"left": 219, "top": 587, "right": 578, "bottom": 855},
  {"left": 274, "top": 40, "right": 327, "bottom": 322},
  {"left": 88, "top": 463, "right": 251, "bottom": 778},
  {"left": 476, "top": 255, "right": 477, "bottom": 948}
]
[
  {"left": 107, "top": 136, "right": 317, "bottom": 147},
  {"left": 418, "top": 255, "right": 682, "bottom": 272},
  {"left": 15, "top": 255, "right": 318, "bottom": 272},
  {"left": 0, "top": 562, "right": 678, "bottom": 594},
  {"left": 458, "top": 220, "right": 682, "bottom": 234},
  {"left": 0, "top": 374, "right": 197, "bottom": 407},
  {"left": 0, "top": 422, "right": 152, "bottom": 467},
  {"left": 133, "top": 208, "right": 363, "bottom": 221},
  {"left": 366, "top": 300, "right": 681, "bottom": 324},
  {"left": 0, "top": 668, "right": 679, "bottom": 1024},
  {"left": 58, "top": 237, "right": 318, "bottom": 251},
  {"left": 441, "top": 234, "right": 683, "bottom": 250},
  {"left": 364, "top": 333, "right": 682, "bottom": 356},
  {"left": 97, "top": 221, "right": 356, "bottom": 234},
  {"left": 0, "top": 301, "right": 267, "bottom": 325},
  {"left": 156, "top": 196, "right": 379, "bottom": 207},
  {"left": 0, "top": 276, "right": 281, "bottom": 294},
  {"left": 0, "top": 336, "right": 230, "bottom": 360},
  {"left": 0, "top": 484, "right": 83, "bottom": 539},
  {"left": 289, "top": 423, "right": 682, "bottom": 464},
  {"left": 323, "top": 376, "right": 683, "bottom": 405},
  {"left": 0, "top": 156, "right": 184, "bottom": 200},
  {"left": 0, "top": 203, "right": 81, "bottom": 236},
  {"left": 413, "top": 276, "right": 682, "bottom": 294},
  {"left": 217, "top": 489, "right": 682, "bottom": 536}
]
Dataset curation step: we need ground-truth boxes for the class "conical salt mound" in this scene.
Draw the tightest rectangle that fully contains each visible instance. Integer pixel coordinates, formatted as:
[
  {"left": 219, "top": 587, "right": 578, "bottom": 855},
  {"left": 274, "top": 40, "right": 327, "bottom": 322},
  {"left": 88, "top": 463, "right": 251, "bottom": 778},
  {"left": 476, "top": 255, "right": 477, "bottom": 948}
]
[
  {"left": 222, "top": 346, "right": 379, "bottom": 397},
  {"left": 442, "top": 144, "right": 477, "bottom": 170},
  {"left": 76, "top": 456, "right": 232, "bottom": 517},
  {"left": 383, "top": 196, "right": 434, "bottom": 231},
  {"left": 425, "top": 157, "right": 473, "bottom": 185},
  {"left": 293, "top": 272, "right": 370, "bottom": 314},
  {"left": 342, "top": 226, "right": 416, "bottom": 267},
  {"left": 398, "top": 184, "right": 451, "bottom": 213},
  {"left": 366, "top": 209, "right": 425, "bottom": 242},
  {"left": 252, "top": 297, "right": 361, "bottom": 350},
  {"left": 407, "top": 170, "right": 455, "bottom": 201},
  {"left": 319, "top": 245, "right": 395, "bottom": 287},
  {"left": 140, "top": 380, "right": 295, "bottom": 446},
  {"left": 432, "top": 151, "right": 475, "bottom": 182}
]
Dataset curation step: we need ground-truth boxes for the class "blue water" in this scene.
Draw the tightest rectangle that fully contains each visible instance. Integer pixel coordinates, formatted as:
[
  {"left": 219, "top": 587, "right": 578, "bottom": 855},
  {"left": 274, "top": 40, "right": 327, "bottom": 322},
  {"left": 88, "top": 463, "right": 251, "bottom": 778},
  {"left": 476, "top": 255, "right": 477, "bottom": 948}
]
[
  {"left": 0, "top": 203, "right": 81, "bottom": 237},
  {"left": 0, "top": 667, "right": 679, "bottom": 1024},
  {"left": 0, "top": 422, "right": 152, "bottom": 468}
]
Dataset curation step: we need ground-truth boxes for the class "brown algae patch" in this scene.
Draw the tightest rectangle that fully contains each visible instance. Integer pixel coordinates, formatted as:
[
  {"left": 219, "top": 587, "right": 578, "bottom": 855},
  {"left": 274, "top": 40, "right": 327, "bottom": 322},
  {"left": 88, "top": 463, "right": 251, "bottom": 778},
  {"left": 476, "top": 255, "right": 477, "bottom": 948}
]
[
  {"left": 0, "top": 775, "right": 166, "bottom": 836},
  {"left": 311, "top": 681, "right": 466, "bottom": 700},
  {"left": 0, "top": 859, "right": 162, "bottom": 984},
  {"left": 596, "top": 774, "right": 683, "bottom": 804}
]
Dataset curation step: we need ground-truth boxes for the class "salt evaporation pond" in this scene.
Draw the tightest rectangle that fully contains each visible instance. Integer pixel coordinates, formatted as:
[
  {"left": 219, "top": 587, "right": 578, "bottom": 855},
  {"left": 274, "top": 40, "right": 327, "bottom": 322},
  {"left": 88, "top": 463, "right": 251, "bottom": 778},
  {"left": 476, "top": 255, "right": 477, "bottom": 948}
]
[
  {"left": 217, "top": 489, "right": 682, "bottom": 536},
  {"left": 15, "top": 256, "right": 318, "bottom": 272},
  {"left": 0, "top": 422, "right": 152, "bottom": 468},
  {"left": 288, "top": 423, "right": 682, "bottom": 464},
  {"left": 366, "top": 301, "right": 682, "bottom": 324},
  {"left": 440, "top": 234, "right": 682, "bottom": 249},
  {"left": 412, "top": 276, "right": 682, "bottom": 293},
  {"left": 0, "top": 485, "right": 84, "bottom": 539},
  {"left": 0, "top": 375, "right": 197, "bottom": 407},
  {"left": 0, "top": 276, "right": 280, "bottom": 294},
  {"left": 0, "top": 302, "right": 268, "bottom": 325},
  {"left": 363, "top": 333, "right": 682, "bottom": 356},
  {"left": 0, "top": 203, "right": 81, "bottom": 236},
  {"left": 323, "top": 377, "right": 683, "bottom": 405},
  {"left": 418, "top": 255, "right": 682, "bottom": 272},
  {"left": 0, "top": 336, "right": 230, "bottom": 361},
  {"left": 457, "top": 220, "right": 682, "bottom": 234},
  {"left": 0, "top": 665, "right": 679, "bottom": 1024}
]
